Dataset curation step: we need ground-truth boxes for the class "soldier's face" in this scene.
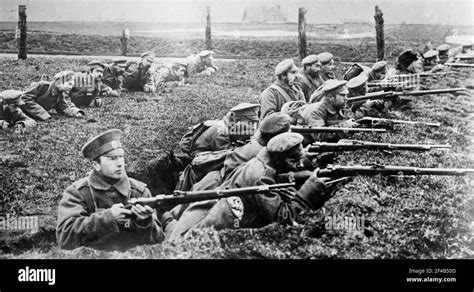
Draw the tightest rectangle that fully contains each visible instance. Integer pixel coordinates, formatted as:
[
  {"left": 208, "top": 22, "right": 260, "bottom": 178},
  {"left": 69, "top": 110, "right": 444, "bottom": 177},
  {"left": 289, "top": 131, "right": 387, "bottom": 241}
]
[
  {"left": 203, "top": 56, "right": 213, "bottom": 65},
  {"left": 285, "top": 69, "right": 297, "bottom": 86},
  {"left": 322, "top": 60, "right": 335, "bottom": 74},
  {"left": 426, "top": 57, "right": 439, "bottom": 66},
  {"left": 277, "top": 150, "right": 305, "bottom": 172},
  {"left": 94, "top": 148, "right": 125, "bottom": 180},
  {"left": 332, "top": 89, "right": 348, "bottom": 109},
  {"left": 308, "top": 62, "right": 322, "bottom": 77},
  {"left": 91, "top": 68, "right": 103, "bottom": 80},
  {"left": 371, "top": 69, "right": 385, "bottom": 80}
]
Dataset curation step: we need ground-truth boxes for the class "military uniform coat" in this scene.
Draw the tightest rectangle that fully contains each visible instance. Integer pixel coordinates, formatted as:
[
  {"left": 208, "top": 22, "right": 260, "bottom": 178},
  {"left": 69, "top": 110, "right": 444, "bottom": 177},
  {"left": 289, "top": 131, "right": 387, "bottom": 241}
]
[
  {"left": 122, "top": 61, "right": 155, "bottom": 92},
  {"left": 152, "top": 66, "right": 184, "bottom": 88},
  {"left": 20, "top": 81, "right": 84, "bottom": 121},
  {"left": 168, "top": 149, "right": 308, "bottom": 241},
  {"left": 56, "top": 171, "right": 164, "bottom": 250},
  {"left": 191, "top": 119, "right": 233, "bottom": 156},
  {"left": 170, "top": 137, "right": 265, "bottom": 220},
  {"left": 296, "top": 100, "right": 370, "bottom": 143},
  {"left": 259, "top": 80, "right": 305, "bottom": 119},
  {"left": 186, "top": 56, "right": 218, "bottom": 76},
  {"left": 294, "top": 72, "right": 324, "bottom": 102},
  {"left": 102, "top": 64, "right": 124, "bottom": 92},
  {"left": 69, "top": 72, "right": 102, "bottom": 107}
]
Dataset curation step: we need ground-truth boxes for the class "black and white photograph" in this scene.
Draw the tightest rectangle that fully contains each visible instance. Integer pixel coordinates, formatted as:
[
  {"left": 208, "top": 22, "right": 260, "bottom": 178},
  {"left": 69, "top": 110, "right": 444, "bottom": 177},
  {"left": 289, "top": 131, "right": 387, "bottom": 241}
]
[{"left": 0, "top": 0, "right": 472, "bottom": 289}]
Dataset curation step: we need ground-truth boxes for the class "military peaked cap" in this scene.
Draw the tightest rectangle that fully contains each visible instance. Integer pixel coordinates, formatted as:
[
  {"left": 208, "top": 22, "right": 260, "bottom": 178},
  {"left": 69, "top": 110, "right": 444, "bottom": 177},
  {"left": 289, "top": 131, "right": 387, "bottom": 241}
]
[{"left": 81, "top": 129, "right": 123, "bottom": 160}]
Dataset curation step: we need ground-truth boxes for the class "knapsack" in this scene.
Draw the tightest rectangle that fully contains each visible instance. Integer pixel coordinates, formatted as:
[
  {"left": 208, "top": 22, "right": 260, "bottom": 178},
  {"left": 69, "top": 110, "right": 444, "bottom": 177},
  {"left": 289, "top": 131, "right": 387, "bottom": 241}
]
[{"left": 179, "top": 120, "right": 219, "bottom": 156}]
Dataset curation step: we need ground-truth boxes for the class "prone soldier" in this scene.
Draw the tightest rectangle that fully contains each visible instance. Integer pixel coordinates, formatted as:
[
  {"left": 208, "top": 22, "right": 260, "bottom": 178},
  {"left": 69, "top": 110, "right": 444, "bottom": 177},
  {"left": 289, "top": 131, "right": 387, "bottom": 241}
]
[
  {"left": 179, "top": 103, "right": 260, "bottom": 159},
  {"left": 122, "top": 51, "right": 156, "bottom": 93},
  {"left": 395, "top": 50, "right": 424, "bottom": 74},
  {"left": 163, "top": 113, "right": 293, "bottom": 233},
  {"left": 176, "top": 112, "right": 292, "bottom": 192},
  {"left": 422, "top": 50, "right": 444, "bottom": 72},
  {"left": 70, "top": 61, "right": 106, "bottom": 107},
  {"left": 283, "top": 80, "right": 373, "bottom": 144},
  {"left": 366, "top": 61, "right": 388, "bottom": 81},
  {"left": 436, "top": 44, "right": 451, "bottom": 65},
  {"left": 20, "top": 70, "right": 85, "bottom": 121},
  {"left": 167, "top": 132, "right": 333, "bottom": 241},
  {"left": 346, "top": 75, "right": 386, "bottom": 117},
  {"left": 186, "top": 50, "right": 219, "bottom": 77},
  {"left": 0, "top": 90, "right": 36, "bottom": 134},
  {"left": 101, "top": 58, "right": 128, "bottom": 97},
  {"left": 151, "top": 60, "right": 188, "bottom": 90},
  {"left": 56, "top": 129, "right": 164, "bottom": 250}
]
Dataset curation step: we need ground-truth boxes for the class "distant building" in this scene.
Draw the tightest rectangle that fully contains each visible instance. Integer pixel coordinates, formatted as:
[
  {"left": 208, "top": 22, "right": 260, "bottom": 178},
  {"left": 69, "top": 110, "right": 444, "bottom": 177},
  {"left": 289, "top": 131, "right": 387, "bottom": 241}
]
[{"left": 242, "top": 5, "right": 287, "bottom": 23}]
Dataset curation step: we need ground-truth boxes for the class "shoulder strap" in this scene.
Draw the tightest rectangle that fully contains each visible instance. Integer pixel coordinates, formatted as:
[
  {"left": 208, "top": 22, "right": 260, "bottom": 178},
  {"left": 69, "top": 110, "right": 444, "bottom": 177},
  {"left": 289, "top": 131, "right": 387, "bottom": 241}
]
[{"left": 269, "top": 83, "right": 293, "bottom": 103}]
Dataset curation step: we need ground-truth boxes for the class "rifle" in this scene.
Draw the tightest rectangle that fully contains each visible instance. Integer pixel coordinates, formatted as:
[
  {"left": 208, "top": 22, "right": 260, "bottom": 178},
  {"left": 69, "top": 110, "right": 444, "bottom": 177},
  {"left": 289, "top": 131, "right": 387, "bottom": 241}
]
[
  {"left": 355, "top": 117, "right": 441, "bottom": 128},
  {"left": 277, "top": 164, "right": 474, "bottom": 182},
  {"left": 347, "top": 88, "right": 467, "bottom": 103},
  {"left": 291, "top": 125, "right": 386, "bottom": 134},
  {"left": 316, "top": 164, "right": 474, "bottom": 177},
  {"left": 307, "top": 140, "right": 451, "bottom": 153},
  {"left": 125, "top": 182, "right": 295, "bottom": 209},
  {"left": 417, "top": 71, "right": 457, "bottom": 77},
  {"left": 445, "top": 63, "right": 474, "bottom": 68}
]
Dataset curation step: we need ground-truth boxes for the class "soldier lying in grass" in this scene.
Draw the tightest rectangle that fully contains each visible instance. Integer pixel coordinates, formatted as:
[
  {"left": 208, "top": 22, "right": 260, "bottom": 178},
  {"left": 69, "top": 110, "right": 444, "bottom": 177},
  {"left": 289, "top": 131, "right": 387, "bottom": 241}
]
[
  {"left": 20, "top": 70, "right": 85, "bottom": 121},
  {"left": 0, "top": 89, "right": 36, "bottom": 134}
]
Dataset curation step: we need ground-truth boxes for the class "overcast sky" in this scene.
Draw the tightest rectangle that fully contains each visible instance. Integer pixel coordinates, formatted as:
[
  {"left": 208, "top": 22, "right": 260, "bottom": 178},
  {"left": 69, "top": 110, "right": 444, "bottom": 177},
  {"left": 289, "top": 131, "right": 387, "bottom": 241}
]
[{"left": 1, "top": 0, "right": 472, "bottom": 25}]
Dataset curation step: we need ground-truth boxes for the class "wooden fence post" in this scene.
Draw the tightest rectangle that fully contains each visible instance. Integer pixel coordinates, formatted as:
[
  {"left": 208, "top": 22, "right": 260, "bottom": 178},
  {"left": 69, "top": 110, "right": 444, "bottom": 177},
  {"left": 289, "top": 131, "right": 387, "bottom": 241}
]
[
  {"left": 120, "top": 28, "right": 130, "bottom": 56},
  {"left": 18, "top": 5, "right": 27, "bottom": 60},
  {"left": 205, "top": 6, "right": 212, "bottom": 50},
  {"left": 298, "top": 7, "right": 307, "bottom": 61},
  {"left": 374, "top": 6, "right": 385, "bottom": 61}
]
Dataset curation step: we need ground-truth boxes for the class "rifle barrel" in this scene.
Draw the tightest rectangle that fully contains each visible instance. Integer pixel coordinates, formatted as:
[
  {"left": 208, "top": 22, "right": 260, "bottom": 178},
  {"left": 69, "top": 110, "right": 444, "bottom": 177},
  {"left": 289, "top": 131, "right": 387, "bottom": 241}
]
[
  {"left": 445, "top": 63, "right": 474, "bottom": 68},
  {"left": 127, "top": 182, "right": 295, "bottom": 209},
  {"left": 399, "top": 88, "right": 466, "bottom": 96},
  {"left": 317, "top": 165, "right": 474, "bottom": 177},
  {"left": 308, "top": 141, "right": 451, "bottom": 152},
  {"left": 291, "top": 126, "right": 386, "bottom": 134},
  {"left": 356, "top": 117, "right": 441, "bottom": 127},
  {"left": 347, "top": 92, "right": 396, "bottom": 103}
]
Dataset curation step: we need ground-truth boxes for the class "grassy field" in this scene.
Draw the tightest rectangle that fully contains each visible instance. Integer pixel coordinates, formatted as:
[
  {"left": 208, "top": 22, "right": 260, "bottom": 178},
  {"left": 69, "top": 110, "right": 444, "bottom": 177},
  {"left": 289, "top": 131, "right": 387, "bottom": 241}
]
[{"left": 0, "top": 52, "right": 473, "bottom": 258}]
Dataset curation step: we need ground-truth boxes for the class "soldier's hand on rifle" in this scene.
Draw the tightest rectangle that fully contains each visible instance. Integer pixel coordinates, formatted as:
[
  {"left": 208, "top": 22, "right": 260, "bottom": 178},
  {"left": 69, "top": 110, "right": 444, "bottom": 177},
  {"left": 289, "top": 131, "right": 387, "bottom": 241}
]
[
  {"left": 341, "top": 119, "right": 359, "bottom": 128},
  {"left": 293, "top": 170, "right": 314, "bottom": 184},
  {"left": 131, "top": 204, "right": 154, "bottom": 221},
  {"left": 110, "top": 203, "right": 133, "bottom": 221},
  {"left": 296, "top": 173, "right": 331, "bottom": 210},
  {"left": 0, "top": 120, "right": 10, "bottom": 129},
  {"left": 270, "top": 186, "right": 297, "bottom": 202}
]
